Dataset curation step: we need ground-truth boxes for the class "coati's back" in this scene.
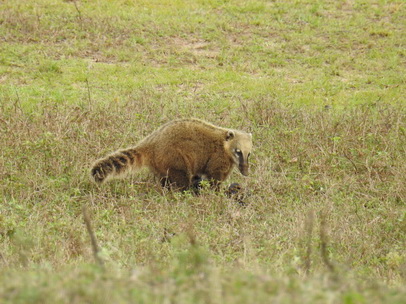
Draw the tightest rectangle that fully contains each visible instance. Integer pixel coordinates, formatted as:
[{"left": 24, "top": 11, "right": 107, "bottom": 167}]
[
  {"left": 139, "top": 118, "right": 228, "bottom": 146},
  {"left": 90, "top": 118, "right": 252, "bottom": 189}
]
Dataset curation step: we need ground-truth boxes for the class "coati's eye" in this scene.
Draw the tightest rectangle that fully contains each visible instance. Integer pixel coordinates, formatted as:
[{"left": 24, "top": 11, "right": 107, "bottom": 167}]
[{"left": 234, "top": 149, "right": 242, "bottom": 156}]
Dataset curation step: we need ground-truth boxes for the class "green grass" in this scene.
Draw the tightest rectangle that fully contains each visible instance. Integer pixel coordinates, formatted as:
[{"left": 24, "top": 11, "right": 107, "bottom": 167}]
[{"left": 0, "top": 0, "right": 405, "bottom": 303}]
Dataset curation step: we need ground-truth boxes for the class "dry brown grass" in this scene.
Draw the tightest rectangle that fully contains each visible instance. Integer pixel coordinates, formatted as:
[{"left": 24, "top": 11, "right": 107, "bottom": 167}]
[{"left": 1, "top": 100, "right": 404, "bottom": 273}]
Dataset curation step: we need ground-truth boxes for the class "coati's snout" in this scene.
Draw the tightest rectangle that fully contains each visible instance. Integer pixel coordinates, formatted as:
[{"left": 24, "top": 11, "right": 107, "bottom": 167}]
[
  {"left": 236, "top": 150, "right": 250, "bottom": 176},
  {"left": 226, "top": 130, "right": 252, "bottom": 177},
  {"left": 239, "top": 161, "right": 249, "bottom": 176}
]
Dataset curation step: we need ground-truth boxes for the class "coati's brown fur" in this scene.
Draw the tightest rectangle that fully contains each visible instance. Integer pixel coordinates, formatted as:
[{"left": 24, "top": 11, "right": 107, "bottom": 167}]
[{"left": 90, "top": 118, "right": 253, "bottom": 190}]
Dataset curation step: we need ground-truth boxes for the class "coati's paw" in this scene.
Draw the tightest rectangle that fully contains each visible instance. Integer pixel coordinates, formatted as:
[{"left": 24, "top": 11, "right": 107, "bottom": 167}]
[
  {"left": 226, "top": 183, "right": 248, "bottom": 207},
  {"left": 226, "top": 183, "right": 242, "bottom": 195}
]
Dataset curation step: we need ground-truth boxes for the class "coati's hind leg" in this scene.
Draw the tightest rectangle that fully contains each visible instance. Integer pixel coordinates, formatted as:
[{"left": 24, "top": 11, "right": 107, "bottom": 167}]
[
  {"left": 160, "top": 168, "right": 193, "bottom": 191},
  {"left": 161, "top": 174, "right": 205, "bottom": 194},
  {"left": 159, "top": 150, "right": 197, "bottom": 191}
]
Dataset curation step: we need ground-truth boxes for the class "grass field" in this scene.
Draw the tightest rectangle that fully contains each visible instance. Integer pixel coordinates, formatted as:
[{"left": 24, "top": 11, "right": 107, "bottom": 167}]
[{"left": 0, "top": 0, "right": 405, "bottom": 303}]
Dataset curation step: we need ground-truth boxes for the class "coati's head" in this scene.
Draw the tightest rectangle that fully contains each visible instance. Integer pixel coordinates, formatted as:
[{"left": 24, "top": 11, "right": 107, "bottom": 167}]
[{"left": 225, "top": 130, "right": 253, "bottom": 176}]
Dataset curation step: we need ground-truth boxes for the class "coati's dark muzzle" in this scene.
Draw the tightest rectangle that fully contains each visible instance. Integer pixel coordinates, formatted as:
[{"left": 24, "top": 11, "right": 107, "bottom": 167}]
[{"left": 238, "top": 162, "right": 249, "bottom": 176}]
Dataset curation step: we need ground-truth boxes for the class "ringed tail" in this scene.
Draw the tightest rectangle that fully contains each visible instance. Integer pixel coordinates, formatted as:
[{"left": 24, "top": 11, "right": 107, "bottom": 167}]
[{"left": 90, "top": 147, "right": 141, "bottom": 184}]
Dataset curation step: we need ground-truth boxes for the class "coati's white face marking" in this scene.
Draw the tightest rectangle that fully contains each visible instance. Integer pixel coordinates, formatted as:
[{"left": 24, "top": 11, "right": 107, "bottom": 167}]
[{"left": 225, "top": 130, "right": 253, "bottom": 176}]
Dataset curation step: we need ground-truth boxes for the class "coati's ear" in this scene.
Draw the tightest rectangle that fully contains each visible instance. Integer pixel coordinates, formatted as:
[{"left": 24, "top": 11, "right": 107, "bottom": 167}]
[{"left": 226, "top": 130, "right": 235, "bottom": 141}]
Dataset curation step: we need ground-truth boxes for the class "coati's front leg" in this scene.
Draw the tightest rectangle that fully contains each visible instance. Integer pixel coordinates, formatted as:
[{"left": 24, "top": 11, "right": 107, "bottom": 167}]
[
  {"left": 206, "top": 174, "right": 227, "bottom": 191},
  {"left": 204, "top": 161, "right": 234, "bottom": 191}
]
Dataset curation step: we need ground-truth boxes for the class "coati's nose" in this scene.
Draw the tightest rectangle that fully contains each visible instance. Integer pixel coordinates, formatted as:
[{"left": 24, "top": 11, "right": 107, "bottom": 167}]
[{"left": 239, "top": 163, "right": 249, "bottom": 176}]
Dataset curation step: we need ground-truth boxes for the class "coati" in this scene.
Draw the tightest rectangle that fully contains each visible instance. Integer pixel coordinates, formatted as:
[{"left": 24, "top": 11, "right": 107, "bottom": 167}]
[{"left": 90, "top": 118, "right": 252, "bottom": 190}]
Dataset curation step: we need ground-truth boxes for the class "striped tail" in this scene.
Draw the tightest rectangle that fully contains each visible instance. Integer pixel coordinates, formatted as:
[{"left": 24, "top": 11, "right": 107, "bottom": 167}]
[{"left": 90, "top": 147, "right": 142, "bottom": 184}]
